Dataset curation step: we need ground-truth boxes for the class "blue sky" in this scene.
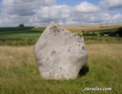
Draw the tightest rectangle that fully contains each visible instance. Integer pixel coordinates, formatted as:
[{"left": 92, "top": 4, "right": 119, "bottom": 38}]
[
  {"left": 0, "top": 0, "right": 100, "bottom": 4},
  {"left": 0, "top": 0, "right": 122, "bottom": 26},
  {"left": 57, "top": 0, "right": 100, "bottom": 6}
]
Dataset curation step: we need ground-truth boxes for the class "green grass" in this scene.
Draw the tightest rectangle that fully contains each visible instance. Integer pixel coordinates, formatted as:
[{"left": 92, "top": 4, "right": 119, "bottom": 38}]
[
  {"left": 0, "top": 27, "right": 44, "bottom": 46},
  {"left": 0, "top": 36, "right": 121, "bottom": 46},
  {"left": 0, "top": 44, "right": 121, "bottom": 94},
  {"left": 84, "top": 36, "right": 122, "bottom": 44},
  {"left": 0, "top": 38, "right": 38, "bottom": 46},
  {"left": 0, "top": 33, "right": 41, "bottom": 39},
  {"left": 0, "top": 27, "right": 45, "bottom": 39}
]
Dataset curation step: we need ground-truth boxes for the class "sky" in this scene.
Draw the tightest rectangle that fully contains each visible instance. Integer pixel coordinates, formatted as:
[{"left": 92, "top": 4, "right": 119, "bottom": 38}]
[
  {"left": 0, "top": 0, "right": 122, "bottom": 27},
  {"left": 57, "top": 0, "right": 100, "bottom": 6}
]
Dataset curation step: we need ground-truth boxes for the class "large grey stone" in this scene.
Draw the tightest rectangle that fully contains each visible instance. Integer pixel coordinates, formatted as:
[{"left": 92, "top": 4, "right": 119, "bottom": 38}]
[{"left": 34, "top": 22, "right": 88, "bottom": 80}]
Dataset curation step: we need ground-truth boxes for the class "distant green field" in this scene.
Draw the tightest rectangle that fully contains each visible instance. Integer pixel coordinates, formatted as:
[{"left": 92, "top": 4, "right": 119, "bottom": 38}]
[
  {"left": 0, "top": 25, "right": 121, "bottom": 46},
  {"left": 0, "top": 27, "right": 45, "bottom": 39},
  {"left": 0, "top": 25, "right": 122, "bottom": 39}
]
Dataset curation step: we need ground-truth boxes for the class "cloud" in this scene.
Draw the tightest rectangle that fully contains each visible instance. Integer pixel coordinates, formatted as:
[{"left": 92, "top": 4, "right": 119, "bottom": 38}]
[
  {"left": 2, "top": 0, "right": 56, "bottom": 16},
  {"left": 0, "top": 0, "right": 122, "bottom": 26},
  {"left": 75, "top": 1, "right": 100, "bottom": 12},
  {"left": 29, "top": 5, "right": 71, "bottom": 25},
  {"left": 0, "top": 0, "right": 56, "bottom": 26},
  {"left": 100, "top": 0, "right": 122, "bottom": 10},
  {"left": 28, "top": 2, "right": 102, "bottom": 25},
  {"left": 112, "top": 14, "right": 122, "bottom": 23},
  {"left": 29, "top": 4, "right": 122, "bottom": 26}
]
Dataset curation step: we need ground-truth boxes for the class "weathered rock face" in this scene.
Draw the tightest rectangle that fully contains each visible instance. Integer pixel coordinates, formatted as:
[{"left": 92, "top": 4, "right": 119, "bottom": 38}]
[{"left": 34, "top": 22, "right": 88, "bottom": 80}]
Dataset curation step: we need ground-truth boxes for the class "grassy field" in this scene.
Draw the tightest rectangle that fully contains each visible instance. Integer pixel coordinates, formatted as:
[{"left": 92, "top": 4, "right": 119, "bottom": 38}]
[
  {"left": 0, "top": 36, "right": 121, "bottom": 46},
  {"left": 0, "top": 27, "right": 45, "bottom": 39},
  {"left": 0, "top": 27, "right": 44, "bottom": 46},
  {"left": 0, "top": 24, "right": 122, "bottom": 40},
  {"left": 0, "top": 44, "right": 122, "bottom": 94},
  {"left": 0, "top": 24, "right": 122, "bottom": 94},
  {"left": 0, "top": 25, "right": 122, "bottom": 46}
]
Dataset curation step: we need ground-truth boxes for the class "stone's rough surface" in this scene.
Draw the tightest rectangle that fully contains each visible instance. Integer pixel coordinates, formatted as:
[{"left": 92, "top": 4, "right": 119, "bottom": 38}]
[{"left": 34, "top": 22, "right": 88, "bottom": 80}]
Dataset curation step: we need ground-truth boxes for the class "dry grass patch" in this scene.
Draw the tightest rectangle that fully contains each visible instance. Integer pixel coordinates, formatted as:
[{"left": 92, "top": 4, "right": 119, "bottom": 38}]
[{"left": 63, "top": 24, "right": 122, "bottom": 32}]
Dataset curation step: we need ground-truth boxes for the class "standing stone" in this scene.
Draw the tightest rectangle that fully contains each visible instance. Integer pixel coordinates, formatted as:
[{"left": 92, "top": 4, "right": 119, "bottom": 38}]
[{"left": 34, "top": 22, "right": 88, "bottom": 80}]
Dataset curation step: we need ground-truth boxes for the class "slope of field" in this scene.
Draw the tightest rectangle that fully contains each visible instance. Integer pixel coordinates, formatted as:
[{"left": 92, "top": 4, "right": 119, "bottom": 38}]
[
  {"left": 0, "top": 44, "right": 122, "bottom": 94},
  {"left": 64, "top": 24, "right": 122, "bottom": 33}
]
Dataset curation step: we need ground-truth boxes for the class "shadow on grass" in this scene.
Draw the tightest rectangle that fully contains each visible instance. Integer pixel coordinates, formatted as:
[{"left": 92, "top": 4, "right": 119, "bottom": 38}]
[{"left": 79, "top": 65, "right": 89, "bottom": 77}]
